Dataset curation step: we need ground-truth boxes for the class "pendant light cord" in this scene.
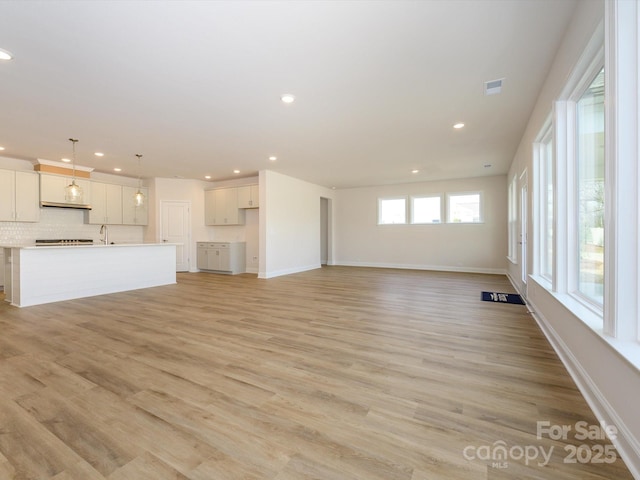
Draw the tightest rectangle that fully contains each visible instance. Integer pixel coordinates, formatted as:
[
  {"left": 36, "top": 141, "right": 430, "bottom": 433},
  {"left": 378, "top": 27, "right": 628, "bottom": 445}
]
[
  {"left": 69, "top": 138, "right": 78, "bottom": 180},
  {"left": 136, "top": 154, "right": 142, "bottom": 189}
]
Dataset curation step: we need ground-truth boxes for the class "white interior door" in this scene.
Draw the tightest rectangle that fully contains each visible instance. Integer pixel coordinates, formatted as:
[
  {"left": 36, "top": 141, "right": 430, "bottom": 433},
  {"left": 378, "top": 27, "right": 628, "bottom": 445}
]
[
  {"left": 320, "top": 197, "right": 329, "bottom": 265},
  {"left": 160, "top": 201, "right": 191, "bottom": 272},
  {"left": 520, "top": 173, "right": 528, "bottom": 287}
]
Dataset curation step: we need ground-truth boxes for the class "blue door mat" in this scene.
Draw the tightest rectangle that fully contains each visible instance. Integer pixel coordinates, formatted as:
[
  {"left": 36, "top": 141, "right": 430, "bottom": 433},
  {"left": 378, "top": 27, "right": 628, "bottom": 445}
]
[{"left": 481, "top": 291, "right": 526, "bottom": 305}]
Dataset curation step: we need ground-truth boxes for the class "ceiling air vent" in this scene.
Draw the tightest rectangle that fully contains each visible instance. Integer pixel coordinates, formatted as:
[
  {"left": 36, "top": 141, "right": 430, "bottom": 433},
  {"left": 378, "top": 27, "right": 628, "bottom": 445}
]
[{"left": 484, "top": 78, "right": 504, "bottom": 96}]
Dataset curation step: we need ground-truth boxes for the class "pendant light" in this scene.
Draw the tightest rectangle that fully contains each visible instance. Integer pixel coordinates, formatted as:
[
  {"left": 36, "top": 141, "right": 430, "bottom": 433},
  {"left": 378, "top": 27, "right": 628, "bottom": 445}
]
[
  {"left": 134, "top": 154, "right": 145, "bottom": 207},
  {"left": 65, "top": 138, "right": 83, "bottom": 203}
]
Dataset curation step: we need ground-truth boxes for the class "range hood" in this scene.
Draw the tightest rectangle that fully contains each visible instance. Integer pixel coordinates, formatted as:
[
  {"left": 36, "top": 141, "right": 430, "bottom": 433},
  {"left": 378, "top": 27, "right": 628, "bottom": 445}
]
[
  {"left": 35, "top": 159, "right": 94, "bottom": 211},
  {"left": 40, "top": 201, "right": 92, "bottom": 210}
]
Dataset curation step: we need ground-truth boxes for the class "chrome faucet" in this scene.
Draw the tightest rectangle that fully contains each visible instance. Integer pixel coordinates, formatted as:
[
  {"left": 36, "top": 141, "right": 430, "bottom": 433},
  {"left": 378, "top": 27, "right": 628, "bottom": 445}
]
[{"left": 100, "top": 224, "right": 109, "bottom": 245}]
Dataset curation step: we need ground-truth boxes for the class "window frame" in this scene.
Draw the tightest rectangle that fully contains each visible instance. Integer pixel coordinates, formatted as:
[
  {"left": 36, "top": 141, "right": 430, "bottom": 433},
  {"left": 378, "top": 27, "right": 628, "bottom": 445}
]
[
  {"left": 410, "top": 194, "right": 443, "bottom": 225},
  {"left": 446, "top": 191, "right": 483, "bottom": 224},
  {"left": 569, "top": 66, "right": 606, "bottom": 311},
  {"left": 552, "top": 21, "right": 605, "bottom": 327},
  {"left": 533, "top": 117, "right": 554, "bottom": 286},
  {"left": 377, "top": 196, "right": 408, "bottom": 225},
  {"left": 507, "top": 176, "right": 518, "bottom": 263}
]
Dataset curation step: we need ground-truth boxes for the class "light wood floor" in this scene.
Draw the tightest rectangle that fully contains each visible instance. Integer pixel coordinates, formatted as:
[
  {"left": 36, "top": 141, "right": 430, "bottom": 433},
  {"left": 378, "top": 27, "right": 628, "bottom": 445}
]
[{"left": 0, "top": 267, "right": 633, "bottom": 479}]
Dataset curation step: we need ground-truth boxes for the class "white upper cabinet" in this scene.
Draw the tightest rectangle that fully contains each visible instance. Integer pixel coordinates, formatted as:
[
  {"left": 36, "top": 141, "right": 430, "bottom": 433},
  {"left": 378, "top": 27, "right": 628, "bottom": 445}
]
[
  {"left": 237, "top": 184, "right": 259, "bottom": 208},
  {"left": 122, "top": 186, "right": 148, "bottom": 225},
  {"left": 204, "top": 190, "right": 216, "bottom": 225},
  {"left": 204, "top": 187, "right": 245, "bottom": 225},
  {"left": 15, "top": 172, "right": 40, "bottom": 222},
  {"left": 0, "top": 169, "right": 39, "bottom": 222},
  {"left": 88, "top": 182, "right": 123, "bottom": 225}
]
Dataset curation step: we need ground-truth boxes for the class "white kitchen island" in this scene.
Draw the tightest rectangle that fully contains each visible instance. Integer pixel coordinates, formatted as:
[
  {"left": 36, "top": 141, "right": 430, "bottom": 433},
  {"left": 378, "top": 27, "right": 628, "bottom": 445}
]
[{"left": 2, "top": 243, "right": 176, "bottom": 307}]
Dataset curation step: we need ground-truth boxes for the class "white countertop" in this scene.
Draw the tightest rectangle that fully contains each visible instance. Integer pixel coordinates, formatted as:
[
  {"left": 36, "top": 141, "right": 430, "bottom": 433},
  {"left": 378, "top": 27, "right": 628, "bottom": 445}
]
[{"left": 2, "top": 243, "right": 177, "bottom": 250}]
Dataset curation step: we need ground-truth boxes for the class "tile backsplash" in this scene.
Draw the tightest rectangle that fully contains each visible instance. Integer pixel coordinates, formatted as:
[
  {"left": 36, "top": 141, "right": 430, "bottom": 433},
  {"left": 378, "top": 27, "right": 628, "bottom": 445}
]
[{"left": 0, "top": 208, "right": 144, "bottom": 246}]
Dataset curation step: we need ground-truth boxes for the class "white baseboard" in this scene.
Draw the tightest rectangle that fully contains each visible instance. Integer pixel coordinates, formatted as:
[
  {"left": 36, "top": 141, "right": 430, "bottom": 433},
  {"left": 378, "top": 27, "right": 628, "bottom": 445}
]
[
  {"left": 258, "top": 263, "right": 322, "bottom": 279},
  {"left": 333, "top": 261, "right": 506, "bottom": 275},
  {"left": 505, "top": 271, "right": 520, "bottom": 295},
  {"left": 507, "top": 279, "right": 640, "bottom": 479}
]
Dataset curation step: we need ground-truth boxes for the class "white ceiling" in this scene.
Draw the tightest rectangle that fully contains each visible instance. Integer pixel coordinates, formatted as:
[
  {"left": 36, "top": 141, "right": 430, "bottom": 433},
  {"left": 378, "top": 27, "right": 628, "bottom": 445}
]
[{"left": 0, "top": 0, "right": 576, "bottom": 188}]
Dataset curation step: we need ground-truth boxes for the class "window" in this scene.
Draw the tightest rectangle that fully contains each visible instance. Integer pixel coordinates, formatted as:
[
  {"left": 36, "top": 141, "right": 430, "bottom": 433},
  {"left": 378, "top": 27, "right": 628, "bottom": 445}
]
[
  {"left": 378, "top": 197, "right": 407, "bottom": 224},
  {"left": 411, "top": 195, "right": 441, "bottom": 224},
  {"left": 528, "top": 2, "right": 640, "bottom": 365},
  {"left": 575, "top": 68, "right": 604, "bottom": 305},
  {"left": 551, "top": 25, "right": 605, "bottom": 327},
  {"left": 534, "top": 123, "right": 554, "bottom": 282},
  {"left": 447, "top": 192, "right": 482, "bottom": 223},
  {"left": 508, "top": 176, "right": 518, "bottom": 262}
]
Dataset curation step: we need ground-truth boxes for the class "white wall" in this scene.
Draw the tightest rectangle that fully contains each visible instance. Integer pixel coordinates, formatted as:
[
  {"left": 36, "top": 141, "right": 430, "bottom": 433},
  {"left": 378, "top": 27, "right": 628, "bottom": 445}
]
[
  {"left": 151, "top": 176, "right": 261, "bottom": 274},
  {"left": 507, "top": 1, "right": 640, "bottom": 476},
  {"left": 0, "top": 156, "right": 36, "bottom": 172},
  {"left": 151, "top": 177, "right": 208, "bottom": 272},
  {"left": 334, "top": 175, "right": 507, "bottom": 274},
  {"left": 508, "top": 0, "right": 605, "bottom": 293},
  {"left": 259, "top": 170, "right": 335, "bottom": 278}
]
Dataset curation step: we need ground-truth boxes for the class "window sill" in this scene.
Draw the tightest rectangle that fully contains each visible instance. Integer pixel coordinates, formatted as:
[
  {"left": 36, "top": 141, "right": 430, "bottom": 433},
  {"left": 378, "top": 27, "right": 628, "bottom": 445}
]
[
  {"left": 552, "top": 291, "right": 604, "bottom": 332},
  {"left": 529, "top": 273, "right": 551, "bottom": 291},
  {"left": 529, "top": 275, "right": 640, "bottom": 373}
]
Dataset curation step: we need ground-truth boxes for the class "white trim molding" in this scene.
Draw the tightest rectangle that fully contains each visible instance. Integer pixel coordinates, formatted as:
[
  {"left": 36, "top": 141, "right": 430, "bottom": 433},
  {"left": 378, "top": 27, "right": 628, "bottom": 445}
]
[
  {"left": 335, "top": 261, "right": 506, "bottom": 276},
  {"left": 510, "top": 275, "right": 640, "bottom": 479},
  {"left": 604, "top": 0, "right": 640, "bottom": 341}
]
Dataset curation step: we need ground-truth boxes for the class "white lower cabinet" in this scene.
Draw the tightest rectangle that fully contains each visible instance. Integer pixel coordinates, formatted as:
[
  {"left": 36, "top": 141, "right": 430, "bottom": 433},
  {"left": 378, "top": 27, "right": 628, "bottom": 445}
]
[
  {"left": 0, "top": 249, "right": 4, "bottom": 289},
  {"left": 197, "top": 242, "right": 246, "bottom": 274}
]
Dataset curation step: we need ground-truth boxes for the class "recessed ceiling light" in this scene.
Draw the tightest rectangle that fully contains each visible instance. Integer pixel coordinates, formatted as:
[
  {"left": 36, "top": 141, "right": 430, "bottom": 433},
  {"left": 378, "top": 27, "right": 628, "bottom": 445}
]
[
  {"left": 0, "top": 146, "right": 5, "bottom": 151},
  {"left": 0, "top": 49, "right": 13, "bottom": 61},
  {"left": 113, "top": 167, "right": 122, "bottom": 172},
  {"left": 453, "top": 123, "right": 465, "bottom": 129},
  {"left": 281, "top": 94, "right": 295, "bottom": 104},
  {"left": 95, "top": 152, "right": 104, "bottom": 157},
  {"left": 61, "top": 158, "right": 71, "bottom": 163},
  {"left": 233, "top": 169, "right": 240, "bottom": 174},
  {"left": 269, "top": 156, "right": 277, "bottom": 161},
  {"left": 411, "top": 169, "right": 419, "bottom": 174},
  {"left": 205, "top": 175, "right": 211, "bottom": 180}
]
